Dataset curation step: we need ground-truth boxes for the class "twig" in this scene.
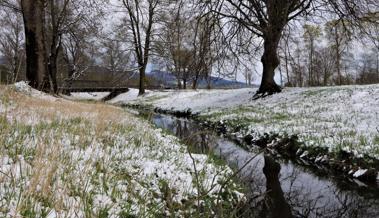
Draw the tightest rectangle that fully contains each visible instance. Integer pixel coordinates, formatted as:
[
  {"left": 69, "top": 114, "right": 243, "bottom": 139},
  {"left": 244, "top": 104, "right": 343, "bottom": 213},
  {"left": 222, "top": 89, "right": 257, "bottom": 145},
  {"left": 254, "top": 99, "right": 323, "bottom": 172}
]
[
  {"left": 216, "top": 149, "right": 265, "bottom": 206},
  {"left": 187, "top": 149, "right": 201, "bottom": 216}
]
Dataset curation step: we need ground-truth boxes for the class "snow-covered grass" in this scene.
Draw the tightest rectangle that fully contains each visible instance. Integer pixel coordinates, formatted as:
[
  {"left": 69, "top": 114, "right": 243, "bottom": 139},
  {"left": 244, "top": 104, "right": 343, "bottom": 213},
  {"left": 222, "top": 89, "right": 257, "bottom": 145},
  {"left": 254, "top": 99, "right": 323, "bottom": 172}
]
[
  {"left": 110, "top": 88, "right": 253, "bottom": 112},
  {"left": 112, "top": 85, "right": 379, "bottom": 161},
  {"left": 66, "top": 92, "right": 111, "bottom": 101},
  {"left": 0, "top": 83, "right": 243, "bottom": 217}
]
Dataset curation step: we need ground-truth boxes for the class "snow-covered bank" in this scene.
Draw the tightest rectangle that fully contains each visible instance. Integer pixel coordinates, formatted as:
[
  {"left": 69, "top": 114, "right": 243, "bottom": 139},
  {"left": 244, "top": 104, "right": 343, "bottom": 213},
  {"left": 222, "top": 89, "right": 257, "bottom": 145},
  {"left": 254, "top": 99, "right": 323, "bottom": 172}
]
[
  {"left": 68, "top": 92, "right": 111, "bottom": 101},
  {"left": 110, "top": 88, "right": 254, "bottom": 112},
  {"left": 0, "top": 83, "right": 243, "bottom": 217},
  {"left": 111, "top": 85, "right": 379, "bottom": 163}
]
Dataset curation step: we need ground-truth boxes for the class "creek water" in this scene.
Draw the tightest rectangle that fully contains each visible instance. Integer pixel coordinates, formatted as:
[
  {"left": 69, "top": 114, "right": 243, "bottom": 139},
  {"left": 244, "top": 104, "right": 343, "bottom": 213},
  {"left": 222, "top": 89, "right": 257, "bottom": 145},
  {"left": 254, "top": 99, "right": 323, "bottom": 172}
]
[{"left": 144, "top": 112, "right": 379, "bottom": 218}]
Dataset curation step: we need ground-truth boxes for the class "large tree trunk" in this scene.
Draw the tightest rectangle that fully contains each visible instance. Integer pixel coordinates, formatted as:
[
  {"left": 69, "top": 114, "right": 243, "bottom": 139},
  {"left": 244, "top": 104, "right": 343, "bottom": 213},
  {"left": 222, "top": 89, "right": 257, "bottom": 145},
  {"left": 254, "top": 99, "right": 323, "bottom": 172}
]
[
  {"left": 139, "top": 65, "right": 146, "bottom": 95},
  {"left": 257, "top": 34, "right": 282, "bottom": 95},
  {"left": 21, "top": 0, "right": 49, "bottom": 91}
]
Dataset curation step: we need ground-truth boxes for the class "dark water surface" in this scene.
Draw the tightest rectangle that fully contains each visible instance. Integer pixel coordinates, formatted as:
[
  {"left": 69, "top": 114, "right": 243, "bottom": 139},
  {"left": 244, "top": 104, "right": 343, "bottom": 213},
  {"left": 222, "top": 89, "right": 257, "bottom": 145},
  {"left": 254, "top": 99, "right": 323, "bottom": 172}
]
[{"left": 146, "top": 113, "right": 379, "bottom": 218}]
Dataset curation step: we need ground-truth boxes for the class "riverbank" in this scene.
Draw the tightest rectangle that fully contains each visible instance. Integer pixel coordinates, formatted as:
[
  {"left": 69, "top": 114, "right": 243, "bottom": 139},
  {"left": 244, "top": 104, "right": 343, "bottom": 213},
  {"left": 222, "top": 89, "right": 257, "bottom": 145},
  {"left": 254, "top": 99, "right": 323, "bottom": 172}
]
[
  {"left": 109, "top": 85, "right": 379, "bottom": 182},
  {"left": 0, "top": 82, "right": 244, "bottom": 217},
  {"left": 146, "top": 112, "right": 379, "bottom": 217}
]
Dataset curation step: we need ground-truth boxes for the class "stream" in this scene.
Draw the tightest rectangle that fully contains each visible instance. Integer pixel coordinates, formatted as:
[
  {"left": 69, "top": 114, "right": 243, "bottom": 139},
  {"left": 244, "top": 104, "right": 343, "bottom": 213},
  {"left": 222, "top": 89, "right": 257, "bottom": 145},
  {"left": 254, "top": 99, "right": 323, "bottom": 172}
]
[{"left": 143, "top": 112, "right": 379, "bottom": 217}]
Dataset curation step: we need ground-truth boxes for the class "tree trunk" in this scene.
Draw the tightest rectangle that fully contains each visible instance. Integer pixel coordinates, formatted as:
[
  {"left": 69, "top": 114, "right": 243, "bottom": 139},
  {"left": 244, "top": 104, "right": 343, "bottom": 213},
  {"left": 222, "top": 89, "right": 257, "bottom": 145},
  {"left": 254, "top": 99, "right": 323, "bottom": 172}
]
[
  {"left": 284, "top": 37, "right": 291, "bottom": 86},
  {"left": 21, "top": 0, "right": 49, "bottom": 91},
  {"left": 48, "top": 33, "right": 60, "bottom": 93},
  {"left": 183, "top": 78, "right": 187, "bottom": 89},
  {"left": 257, "top": 34, "right": 282, "bottom": 95},
  {"left": 334, "top": 26, "right": 342, "bottom": 86},
  {"left": 285, "top": 53, "right": 290, "bottom": 86},
  {"left": 323, "top": 68, "right": 328, "bottom": 86},
  {"left": 308, "top": 39, "right": 314, "bottom": 86},
  {"left": 192, "top": 73, "right": 199, "bottom": 89},
  {"left": 47, "top": 0, "right": 60, "bottom": 93},
  {"left": 48, "top": 54, "right": 58, "bottom": 93},
  {"left": 12, "top": 52, "right": 19, "bottom": 82},
  {"left": 177, "top": 77, "right": 182, "bottom": 89},
  {"left": 139, "top": 65, "right": 146, "bottom": 95},
  {"left": 206, "top": 77, "right": 211, "bottom": 89}
]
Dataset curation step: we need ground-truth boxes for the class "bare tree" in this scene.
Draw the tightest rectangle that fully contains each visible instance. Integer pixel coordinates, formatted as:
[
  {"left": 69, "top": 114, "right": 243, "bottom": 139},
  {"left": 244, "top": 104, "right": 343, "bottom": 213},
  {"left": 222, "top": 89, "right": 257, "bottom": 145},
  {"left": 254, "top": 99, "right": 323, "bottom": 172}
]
[
  {"left": 303, "top": 24, "right": 322, "bottom": 86},
  {"left": 317, "top": 47, "right": 335, "bottom": 86},
  {"left": 45, "top": 0, "right": 105, "bottom": 93},
  {"left": 289, "top": 37, "right": 306, "bottom": 87},
  {"left": 61, "top": 25, "right": 95, "bottom": 92},
  {"left": 191, "top": 14, "right": 216, "bottom": 89},
  {"left": 204, "top": 0, "right": 378, "bottom": 97},
  {"left": 101, "top": 37, "right": 131, "bottom": 77},
  {"left": 356, "top": 48, "right": 379, "bottom": 84},
  {"left": 0, "top": 5, "right": 25, "bottom": 83},
  {"left": 157, "top": 0, "right": 189, "bottom": 89},
  {"left": 278, "top": 29, "right": 292, "bottom": 87},
  {"left": 45, "top": 0, "right": 70, "bottom": 93},
  {"left": 325, "top": 20, "right": 352, "bottom": 85},
  {"left": 122, "top": 0, "right": 160, "bottom": 95},
  {"left": 243, "top": 68, "right": 253, "bottom": 86},
  {"left": 155, "top": 0, "right": 218, "bottom": 90}
]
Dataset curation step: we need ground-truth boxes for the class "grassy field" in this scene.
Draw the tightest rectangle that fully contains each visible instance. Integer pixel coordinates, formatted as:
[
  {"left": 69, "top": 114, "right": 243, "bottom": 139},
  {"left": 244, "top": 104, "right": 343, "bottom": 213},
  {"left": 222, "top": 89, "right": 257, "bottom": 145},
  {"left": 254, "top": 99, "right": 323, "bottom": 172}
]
[
  {"left": 110, "top": 85, "right": 379, "bottom": 163},
  {"left": 0, "top": 83, "right": 244, "bottom": 218}
]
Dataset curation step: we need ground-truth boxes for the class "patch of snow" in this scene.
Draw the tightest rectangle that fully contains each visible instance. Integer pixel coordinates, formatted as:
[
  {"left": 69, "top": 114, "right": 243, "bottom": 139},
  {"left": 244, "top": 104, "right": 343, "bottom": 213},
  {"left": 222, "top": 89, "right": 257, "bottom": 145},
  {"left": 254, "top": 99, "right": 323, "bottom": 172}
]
[
  {"left": 300, "top": 151, "right": 309, "bottom": 158},
  {"left": 353, "top": 169, "right": 368, "bottom": 178},
  {"left": 69, "top": 92, "right": 111, "bottom": 101},
  {"left": 14, "top": 81, "right": 32, "bottom": 93},
  {"left": 108, "top": 88, "right": 142, "bottom": 103},
  {"left": 13, "top": 81, "right": 57, "bottom": 101},
  {"left": 111, "top": 88, "right": 254, "bottom": 112}
]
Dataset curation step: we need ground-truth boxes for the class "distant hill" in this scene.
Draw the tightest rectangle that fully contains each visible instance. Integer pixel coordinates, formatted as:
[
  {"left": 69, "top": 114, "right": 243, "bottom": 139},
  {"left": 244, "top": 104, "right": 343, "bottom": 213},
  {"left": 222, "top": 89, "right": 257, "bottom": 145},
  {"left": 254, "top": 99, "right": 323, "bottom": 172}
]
[{"left": 147, "top": 70, "right": 255, "bottom": 89}]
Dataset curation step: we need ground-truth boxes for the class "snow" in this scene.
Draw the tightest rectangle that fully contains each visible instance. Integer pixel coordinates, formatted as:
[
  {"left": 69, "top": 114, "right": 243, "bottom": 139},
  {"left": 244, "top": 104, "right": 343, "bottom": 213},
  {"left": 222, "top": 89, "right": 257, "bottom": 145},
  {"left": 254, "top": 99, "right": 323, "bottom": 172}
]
[
  {"left": 0, "top": 83, "right": 241, "bottom": 217},
  {"left": 14, "top": 81, "right": 57, "bottom": 101},
  {"left": 113, "top": 84, "right": 379, "bottom": 160},
  {"left": 108, "top": 88, "right": 142, "bottom": 103},
  {"left": 68, "top": 92, "right": 111, "bottom": 101},
  {"left": 110, "top": 88, "right": 253, "bottom": 112},
  {"left": 300, "top": 151, "right": 309, "bottom": 159},
  {"left": 353, "top": 169, "right": 368, "bottom": 178}
]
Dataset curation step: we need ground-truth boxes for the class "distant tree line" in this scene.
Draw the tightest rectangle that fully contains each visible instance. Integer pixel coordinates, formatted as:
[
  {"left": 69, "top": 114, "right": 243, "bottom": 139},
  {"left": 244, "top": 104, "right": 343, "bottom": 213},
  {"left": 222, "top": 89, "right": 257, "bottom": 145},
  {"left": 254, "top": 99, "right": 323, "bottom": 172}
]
[
  {"left": 280, "top": 21, "right": 379, "bottom": 87},
  {"left": 0, "top": 0, "right": 104, "bottom": 93},
  {"left": 0, "top": 0, "right": 378, "bottom": 96}
]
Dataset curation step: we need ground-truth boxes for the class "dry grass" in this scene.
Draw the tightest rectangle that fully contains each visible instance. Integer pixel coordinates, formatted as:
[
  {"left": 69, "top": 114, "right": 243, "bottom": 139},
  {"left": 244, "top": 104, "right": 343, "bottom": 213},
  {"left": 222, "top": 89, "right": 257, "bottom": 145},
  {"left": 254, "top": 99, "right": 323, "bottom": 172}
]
[
  {"left": 0, "top": 85, "right": 243, "bottom": 217},
  {"left": 1, "top": 85, "right": 127, "bottom": 127}
]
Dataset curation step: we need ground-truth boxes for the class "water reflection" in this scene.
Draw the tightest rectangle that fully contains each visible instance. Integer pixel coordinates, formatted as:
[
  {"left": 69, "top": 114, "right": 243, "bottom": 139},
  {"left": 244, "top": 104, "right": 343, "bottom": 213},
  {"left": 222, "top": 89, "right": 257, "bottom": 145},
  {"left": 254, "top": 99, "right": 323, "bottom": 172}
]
[
  {"left": 259, "top": 155, "right": 293, "bottom": 218},
  {"left": 148, "top": 113, "right": 379, "bottom": 218}
]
